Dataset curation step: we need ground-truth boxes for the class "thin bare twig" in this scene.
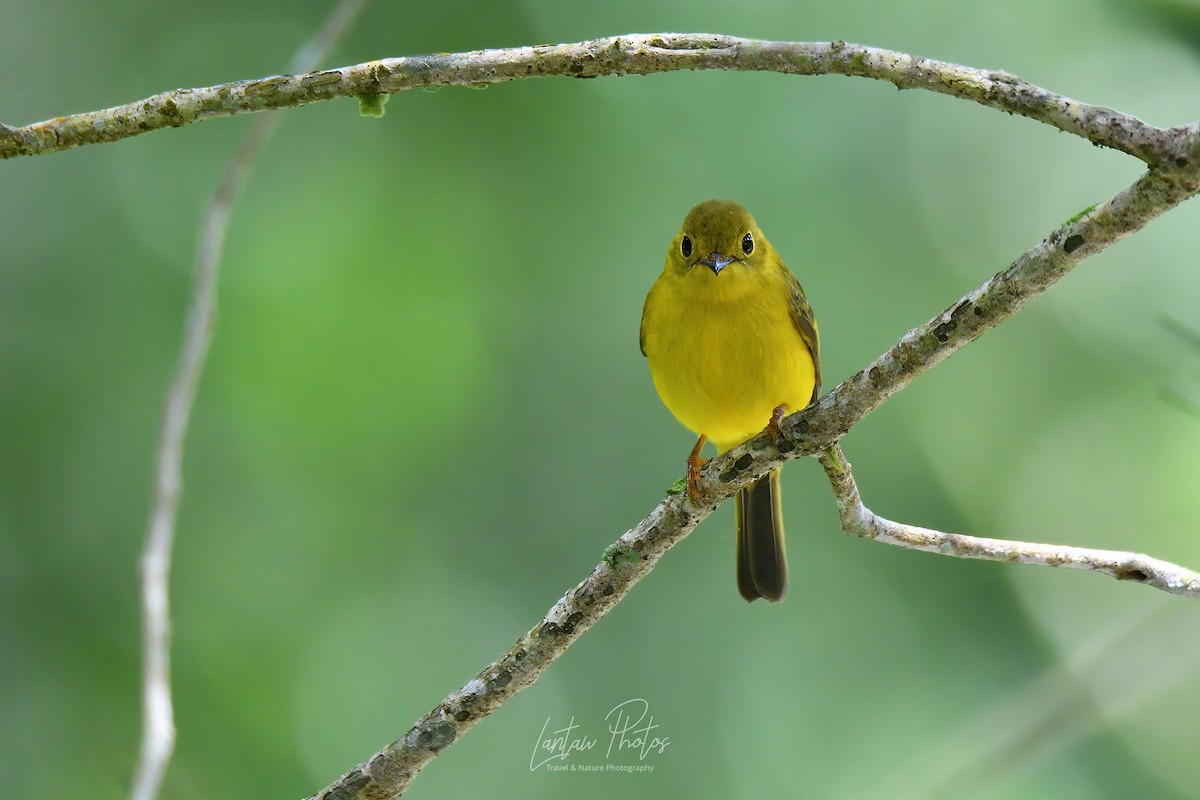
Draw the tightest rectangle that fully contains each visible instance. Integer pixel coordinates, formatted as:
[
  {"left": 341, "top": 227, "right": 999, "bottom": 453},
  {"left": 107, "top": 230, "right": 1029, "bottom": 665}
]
[
  {"left": 130, "top": 3, "right": 370, "bottom": 799},
  {"left": 816, "top": 444, "right": 1200, "bottom": 598},
  {"left": 3, "top": 34, "right": 1197, "bottom": 166}
]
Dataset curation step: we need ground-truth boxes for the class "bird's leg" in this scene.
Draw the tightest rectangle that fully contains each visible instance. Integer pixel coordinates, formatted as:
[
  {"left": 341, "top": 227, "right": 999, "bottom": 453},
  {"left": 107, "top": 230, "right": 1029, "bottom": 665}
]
[
  {"left": 767, "top": 404, "right": 789, "bottom": 440},
  {"left": 686, "top": 434, "right": 709, "bottom": 502}
]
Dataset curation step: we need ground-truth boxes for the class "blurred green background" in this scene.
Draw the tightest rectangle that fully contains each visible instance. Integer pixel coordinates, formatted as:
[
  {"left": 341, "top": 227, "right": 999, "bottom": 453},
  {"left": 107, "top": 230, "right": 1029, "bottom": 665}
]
[{"left": 3, "top": 0, "right": 1200, "bottom": 798}]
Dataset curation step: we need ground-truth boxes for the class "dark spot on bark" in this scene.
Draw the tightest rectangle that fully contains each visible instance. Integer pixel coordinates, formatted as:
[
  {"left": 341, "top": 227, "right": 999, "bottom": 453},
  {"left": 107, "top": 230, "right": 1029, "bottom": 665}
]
[
  {"left": 868, "top": 366, "right": 883, "bottom": 385},
  {"left": 323, "top": 769, "right": 369, "bottom": 800},
  {"left": 490, "top": 667, "right": 514, "bottom": 689},
  {"left": 1176, "top": 157, "right": 1188, "bottom": 167},
  {"left": 938, "top": 302, "right": 974, "bottom": 339},
  {"left": 560, "top": 611, "right": 584, "bottom": 635},
  {"left": 719, "top": 456, "right": 750, "bottom": 481},
  {"left": 1116, "top": 567, "right": 1149, "bottom": 583},
  {"left": 570, "top": 63, "right": 584, "bottom": 73},
  {"left": 632, "top": 539, "right": 645, "bottom": 552},
  {"left": 777, "top": 439, "right": 795, "bottom": 453},
  {"left": 160, "top": 98, "right": 183, "bottom": 126},
  {"left": 1063, "top": 234, "right": 1085, "bottom": 254},
  {"left": 301, "top": 70, "right": 343, "bottom": 89},
  {"left": 415, "top": 720, "right": 458, "bottom": 752},
  {"left": 536, "top": 621, "right": 559, "bottom": 638},
  {"left": 973, "top": 306, "right": 983, "bottom": 316}
]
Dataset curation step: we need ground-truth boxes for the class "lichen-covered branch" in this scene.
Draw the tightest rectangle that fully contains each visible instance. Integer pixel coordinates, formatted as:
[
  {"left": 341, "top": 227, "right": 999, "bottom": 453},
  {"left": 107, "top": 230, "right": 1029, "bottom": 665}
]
[
  {"left": 4, "top": 34, "right": 1197, "bottom": 166},
  {"left": 306, "top": 114, "right": 1200, "bottom": 800},
  {"left": 21, "top": 27, "right": 1187, "bottom": 800},
  {"left": 816, "top": 444, "right": 1200, "bottom": 598}
]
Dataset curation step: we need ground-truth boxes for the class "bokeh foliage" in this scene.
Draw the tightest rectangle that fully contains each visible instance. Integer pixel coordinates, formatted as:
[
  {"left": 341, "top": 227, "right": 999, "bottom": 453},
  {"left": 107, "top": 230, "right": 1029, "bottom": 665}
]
[{"left": 2, "top": 0, "right": 1200, "bottom": 798}]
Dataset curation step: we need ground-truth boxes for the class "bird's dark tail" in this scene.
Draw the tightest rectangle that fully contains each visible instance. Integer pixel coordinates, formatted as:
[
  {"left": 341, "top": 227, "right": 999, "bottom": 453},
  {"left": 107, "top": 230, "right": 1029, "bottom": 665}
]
[{"left": 736, "top": 469, "right": 788, "bottom": 603}]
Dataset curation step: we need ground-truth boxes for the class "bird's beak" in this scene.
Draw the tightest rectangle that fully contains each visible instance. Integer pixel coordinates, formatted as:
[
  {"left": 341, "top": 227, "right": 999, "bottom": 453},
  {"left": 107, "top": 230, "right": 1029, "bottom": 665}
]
[{"left": 699, "top": 252, "right": 733, "bottom": 276}]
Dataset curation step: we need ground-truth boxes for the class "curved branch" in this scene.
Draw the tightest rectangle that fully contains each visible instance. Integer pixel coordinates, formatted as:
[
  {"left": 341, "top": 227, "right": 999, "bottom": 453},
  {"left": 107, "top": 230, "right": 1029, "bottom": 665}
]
[
  {"left": 307, "top": 137, "right": 1200, "bottom": 800},
  {"left": 130, "top": 2, "right": 371, "bottom": 799},
  {"left": 31, "top": 27, "right": 1189, "bottom": 800},
  {"left": 3, "top": 34, "right": 1196, "bottom": 165},
  {"left": 817, "top": 444, "right": 1200, "bottom": 598}
]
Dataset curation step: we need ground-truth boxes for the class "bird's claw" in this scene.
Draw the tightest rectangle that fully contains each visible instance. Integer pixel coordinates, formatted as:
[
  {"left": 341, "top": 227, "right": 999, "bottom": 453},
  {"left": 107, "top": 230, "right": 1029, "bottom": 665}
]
[
  {"left": 767, "top": 404, "right": 789, "bottom": 440},
  {"left": 686, "top": 434, "right": 709, "bottom": 503}
]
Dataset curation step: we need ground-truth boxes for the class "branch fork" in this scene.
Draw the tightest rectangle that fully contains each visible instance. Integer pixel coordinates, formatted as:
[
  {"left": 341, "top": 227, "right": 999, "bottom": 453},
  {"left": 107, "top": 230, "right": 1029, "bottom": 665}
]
[{"left": 8, "top": 31, "right": 1196, "bottom": 800}]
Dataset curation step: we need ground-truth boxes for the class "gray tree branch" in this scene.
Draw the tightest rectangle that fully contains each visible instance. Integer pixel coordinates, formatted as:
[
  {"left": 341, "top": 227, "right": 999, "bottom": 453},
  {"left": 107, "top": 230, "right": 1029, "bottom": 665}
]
[
  {"left": 15, "top": 28, "right": 1192, "bottom": 800},
  {"left": 2, "top": 34, "right": 1197, "bottom": 167},
  {"left": 301, "top": 48, "right": 1200, "bottom": 796}
]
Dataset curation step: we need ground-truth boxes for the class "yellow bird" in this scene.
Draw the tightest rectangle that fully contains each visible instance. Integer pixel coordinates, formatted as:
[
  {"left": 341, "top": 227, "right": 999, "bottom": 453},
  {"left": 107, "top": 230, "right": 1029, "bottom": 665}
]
[{"left": 640, "top": 199, "right": 820, "bottom": 603}]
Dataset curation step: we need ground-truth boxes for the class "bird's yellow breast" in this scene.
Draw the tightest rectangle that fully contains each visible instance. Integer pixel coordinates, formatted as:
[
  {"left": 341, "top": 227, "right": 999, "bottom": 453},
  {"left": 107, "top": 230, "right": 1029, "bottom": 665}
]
[{"left": 642, "top": 263, "right": 816, "bottom": 452}]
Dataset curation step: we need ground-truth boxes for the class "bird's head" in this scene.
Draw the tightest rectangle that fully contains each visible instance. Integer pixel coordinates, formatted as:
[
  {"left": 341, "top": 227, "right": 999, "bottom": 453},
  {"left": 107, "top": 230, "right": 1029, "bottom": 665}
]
[{"left": 666, "top": 199, "right": 770, "bottom": 280}]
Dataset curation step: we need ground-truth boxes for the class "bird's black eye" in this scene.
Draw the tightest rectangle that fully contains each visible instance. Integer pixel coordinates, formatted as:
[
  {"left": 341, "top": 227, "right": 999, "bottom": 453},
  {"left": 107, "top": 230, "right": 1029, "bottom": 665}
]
[
  {"left": 681, "top": 235, "right": 693, "bottom": 258},
  {"left": 741, "top": 232, "right": 754, "bottom": 255}
]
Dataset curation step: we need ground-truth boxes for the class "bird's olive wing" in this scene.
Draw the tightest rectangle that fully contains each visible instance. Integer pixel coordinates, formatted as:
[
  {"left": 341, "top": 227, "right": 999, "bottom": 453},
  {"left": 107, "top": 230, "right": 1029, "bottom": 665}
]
[
  {"left": 638, "top": 296, "right": 649, "bottom": 357},
  {"left": 787, "top": 275, "right": 821, "bottom": 402}
]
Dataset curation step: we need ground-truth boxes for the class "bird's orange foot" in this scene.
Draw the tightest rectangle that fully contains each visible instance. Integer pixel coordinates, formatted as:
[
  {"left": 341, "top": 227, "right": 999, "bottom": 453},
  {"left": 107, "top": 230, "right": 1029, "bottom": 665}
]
[
  {"left": 686, "top": 434, "right": 709, "bottom": 503},
  {"left": 767, "top": 404, "right": 789, "bottom": 440}
]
